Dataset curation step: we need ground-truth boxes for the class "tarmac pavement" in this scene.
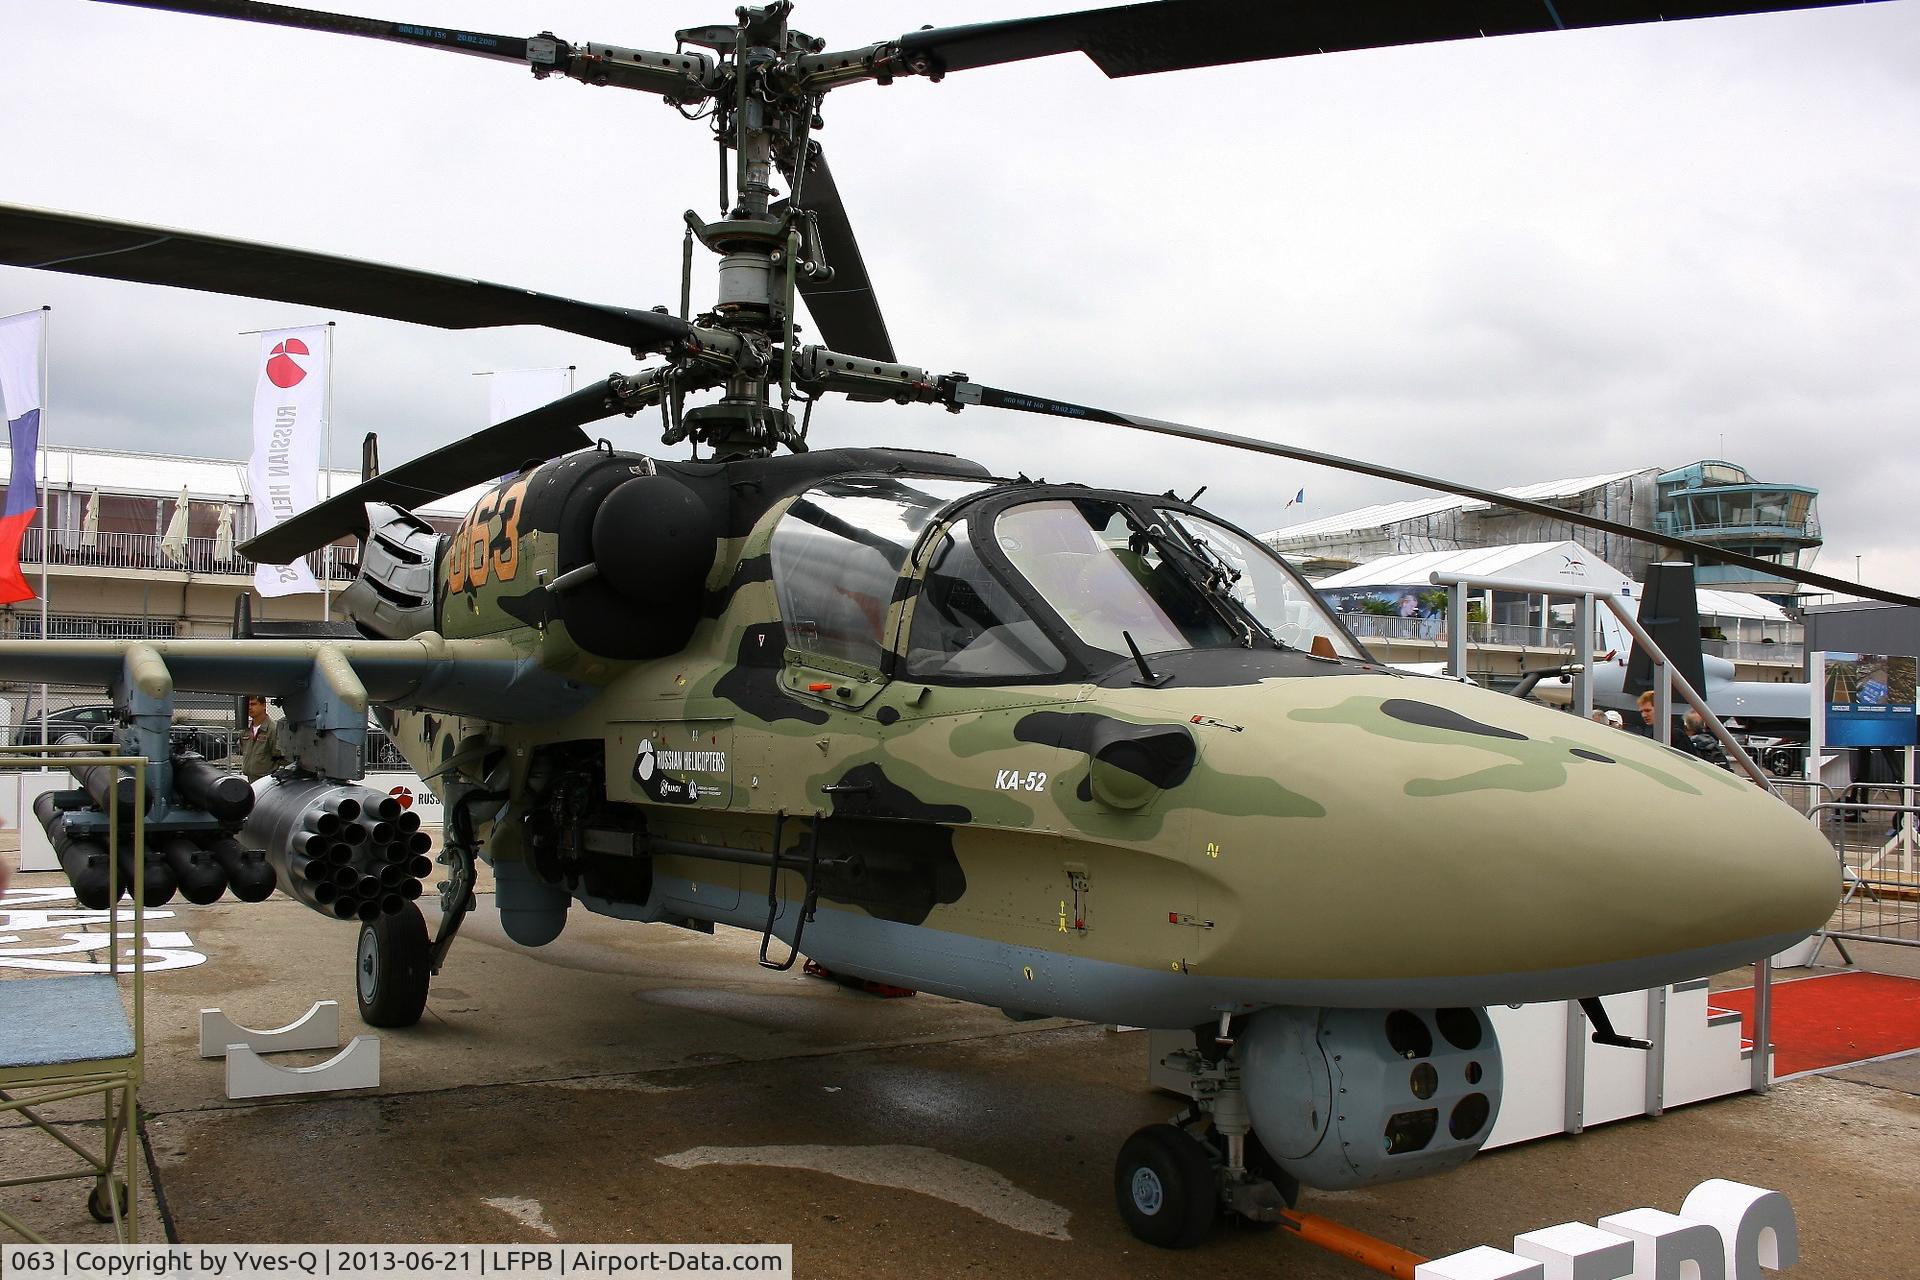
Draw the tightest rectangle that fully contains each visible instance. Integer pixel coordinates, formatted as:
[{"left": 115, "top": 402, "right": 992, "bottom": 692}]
[{"left": 3, "top": 870, "right": 1918, "bottom": 1278}]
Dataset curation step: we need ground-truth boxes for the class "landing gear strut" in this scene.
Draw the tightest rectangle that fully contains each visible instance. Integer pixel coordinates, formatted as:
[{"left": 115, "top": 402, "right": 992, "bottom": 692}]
[{"left": 354, "top": 791, "right": 486, "bottom": 1028}]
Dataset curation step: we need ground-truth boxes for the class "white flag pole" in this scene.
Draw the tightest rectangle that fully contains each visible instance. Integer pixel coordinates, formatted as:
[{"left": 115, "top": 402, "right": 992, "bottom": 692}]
[
  {"left": 321, "top": 320, "right": 335, "bottom": 622},
  {"left": 36, "top": 306, "right": 49, "bottom": 757}
]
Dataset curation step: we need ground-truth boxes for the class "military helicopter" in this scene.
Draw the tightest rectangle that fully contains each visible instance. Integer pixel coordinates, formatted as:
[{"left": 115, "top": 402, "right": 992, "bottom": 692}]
[{"left": 0, "top": 0, "right": 1908, "bottom": 1253}]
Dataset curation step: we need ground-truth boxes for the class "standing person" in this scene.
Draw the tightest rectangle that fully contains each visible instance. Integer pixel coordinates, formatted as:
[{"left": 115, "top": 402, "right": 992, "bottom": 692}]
[
  {"left": 1634, "top": 690, "right": 1660, "bottom": 738},
  {"left": 240, "top": 695, "right": 286, "bottom": 781}
]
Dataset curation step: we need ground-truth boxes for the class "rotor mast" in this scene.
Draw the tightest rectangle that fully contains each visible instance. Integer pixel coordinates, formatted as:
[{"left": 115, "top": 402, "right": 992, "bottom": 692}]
[{"left": 671, "top": 3, "right": 821, "bottom": 459}]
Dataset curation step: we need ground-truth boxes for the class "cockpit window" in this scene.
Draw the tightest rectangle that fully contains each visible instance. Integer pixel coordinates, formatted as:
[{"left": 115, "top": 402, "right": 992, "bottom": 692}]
[
  {"left": 994, "top": 500, "right": 1239, "bottom": 657},
  {"left": 1156, "top": 510, "right": 1366, "bottom": 660},
  {"left": 771, "top": 476, "right": 986, "bottom": 671},
  {"left": 906, "top": 521, "right": 1066, "bottom": 681},
  {"left": 993, "top": 497, "right": 1364, "bottom": 661}
]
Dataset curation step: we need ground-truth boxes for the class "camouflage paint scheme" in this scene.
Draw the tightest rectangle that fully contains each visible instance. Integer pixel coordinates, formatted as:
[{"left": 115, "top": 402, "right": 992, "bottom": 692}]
[
  {"left": 0, "top": 448, "right": 1838, "bottom": 1028},
  {"left": 371, "top": 450, "right": 1837, "bottom": 1026}
]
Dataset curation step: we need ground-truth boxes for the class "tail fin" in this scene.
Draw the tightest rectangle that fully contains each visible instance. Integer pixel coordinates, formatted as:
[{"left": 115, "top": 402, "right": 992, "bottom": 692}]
[{"left": 1624, "top": 561, "right": 1705, "bottom": 696}]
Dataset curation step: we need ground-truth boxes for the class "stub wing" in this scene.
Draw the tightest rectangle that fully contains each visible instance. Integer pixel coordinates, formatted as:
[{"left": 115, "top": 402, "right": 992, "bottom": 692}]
[{"left": 0, "top": 635, "right": 592, "bottom": 779}]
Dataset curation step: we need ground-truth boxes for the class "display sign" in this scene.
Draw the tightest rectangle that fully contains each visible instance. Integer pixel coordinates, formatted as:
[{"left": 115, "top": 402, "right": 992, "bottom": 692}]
[{"left": 1821, "top": 651, "right": 1919, "bottom": 747}]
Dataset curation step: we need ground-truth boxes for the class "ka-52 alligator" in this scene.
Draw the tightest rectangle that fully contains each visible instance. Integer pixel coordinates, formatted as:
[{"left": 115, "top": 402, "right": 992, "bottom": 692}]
[{"left": 0, "top": 0, "right": 1907, "bottom": 1253}]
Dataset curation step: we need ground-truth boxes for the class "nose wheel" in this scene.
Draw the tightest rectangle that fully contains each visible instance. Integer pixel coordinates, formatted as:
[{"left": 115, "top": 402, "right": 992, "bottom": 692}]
[
  {"left": 1114, "top": 1123, "right": 1218, "bottom": 1248},
  {"left": 356, "top": 901, "right": 431, "bottom": 1027}
]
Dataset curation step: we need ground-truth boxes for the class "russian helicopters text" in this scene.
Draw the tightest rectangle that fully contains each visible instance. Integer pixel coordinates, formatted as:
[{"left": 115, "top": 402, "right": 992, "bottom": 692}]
[{"left": 0, "top": 0, "right": 1903, "bottom": 1251}]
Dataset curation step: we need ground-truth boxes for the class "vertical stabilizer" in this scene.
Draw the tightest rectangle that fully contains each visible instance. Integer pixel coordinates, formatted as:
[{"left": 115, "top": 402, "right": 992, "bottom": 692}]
[{"left": 1625, "top": 561, "right": 1706, "bottom": 697}]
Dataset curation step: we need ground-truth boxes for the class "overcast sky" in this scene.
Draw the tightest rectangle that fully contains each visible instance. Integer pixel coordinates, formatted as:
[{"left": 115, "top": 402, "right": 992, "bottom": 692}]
[{"left": 2, "top": 0, "right": 1916, "bottom": 594}]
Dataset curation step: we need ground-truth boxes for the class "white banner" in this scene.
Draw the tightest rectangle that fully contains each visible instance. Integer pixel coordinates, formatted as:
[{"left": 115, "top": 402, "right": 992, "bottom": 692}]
[
  {"left": 486, "top": 366, "right": 571, "bottom": 425},
  {"left": 246, "top": 324, "right": 327, "bottom": 597}
]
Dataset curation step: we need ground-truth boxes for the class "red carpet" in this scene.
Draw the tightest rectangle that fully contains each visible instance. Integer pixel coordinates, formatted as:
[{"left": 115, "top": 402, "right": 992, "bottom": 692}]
[{"left": 1713, "top": 971, "right": 1920, "bottom": 1077}]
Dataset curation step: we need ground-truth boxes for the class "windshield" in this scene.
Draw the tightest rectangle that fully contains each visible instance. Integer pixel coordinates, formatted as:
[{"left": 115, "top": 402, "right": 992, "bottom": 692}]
[
  {"left": 771, "top": 476, "right": 987, "bottom": 670},
  {"left": 993, "top": 499, "right": 1244, "bottom": 657},
  {"left": 1156, "top": 509, "right": 1365, "bottom": 659}
]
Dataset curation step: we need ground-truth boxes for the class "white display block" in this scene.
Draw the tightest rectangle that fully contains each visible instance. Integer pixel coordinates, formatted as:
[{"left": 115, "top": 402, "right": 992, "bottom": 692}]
[
  {"left": 1513, "top": 1222, "right": 1636, "bottom": 1280},
  {"left": 1678, "top": 1180, "right": 1798, "bottom": 1280},
  {"left": 199, "top": 1001, "right": 341, "bottom": 1058},
  {"left": 1416, "top": 1246, "right": 1546, "bottom": 1280},
  {"left": 1596, "top": 1208, "right": 1727, "bottom": 1280},
  {"left": 224, "top": 1035, "right": 380, "bottom": 1100}
]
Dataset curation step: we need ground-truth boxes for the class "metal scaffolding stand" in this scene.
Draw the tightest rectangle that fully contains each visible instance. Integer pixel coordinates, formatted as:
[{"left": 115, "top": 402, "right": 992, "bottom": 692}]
[{"left": 0, "top": 745, "right": 147, "bottom": 1243}]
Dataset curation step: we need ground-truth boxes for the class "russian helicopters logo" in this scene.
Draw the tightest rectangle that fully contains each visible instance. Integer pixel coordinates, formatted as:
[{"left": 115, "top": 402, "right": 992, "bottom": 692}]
[
  {"left": 633, "top": 737, "right": 723, "bottom": 805},
  {"left": 265, "top": 337, "right": 310, "bottom": 388}
]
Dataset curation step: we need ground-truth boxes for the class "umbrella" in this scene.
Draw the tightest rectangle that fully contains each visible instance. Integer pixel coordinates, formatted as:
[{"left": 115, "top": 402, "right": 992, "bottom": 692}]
[
  {"left": 213, "top": 504, "right": 234, "bottom": 563},
  {"left": 79, "top": 487, "right": 98, "bottom": 551},
  {"left": 159, "top": 487, "right": 190, "bottom": 567}
]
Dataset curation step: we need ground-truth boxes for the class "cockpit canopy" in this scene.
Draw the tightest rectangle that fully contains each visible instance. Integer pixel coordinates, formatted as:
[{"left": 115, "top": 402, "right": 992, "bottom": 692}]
[{"left": 769, "top": 475, "right": 1365, "bottom": 682}]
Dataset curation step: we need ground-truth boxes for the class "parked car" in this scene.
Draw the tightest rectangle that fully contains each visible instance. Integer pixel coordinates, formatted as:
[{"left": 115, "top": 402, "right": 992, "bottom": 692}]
[{"left": 11, "top": 702, "right": 231, "bottom": 760}]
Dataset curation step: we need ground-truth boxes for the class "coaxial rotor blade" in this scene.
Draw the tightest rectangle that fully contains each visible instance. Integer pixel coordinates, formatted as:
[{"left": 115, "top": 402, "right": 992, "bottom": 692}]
[
  {"left": 773, "top": 146, "right": 895, "bottom": 363},
  {"left": 0, "top": 204, "right": 691, "bottom": 356},
  {"left": 948, "top": 381, "right": 1920, "bottom": 608},
  {"left": 891, "top": 0, "right": 1885, "bottom": 80},
  {"left": 238, "top": 378, "right": 624, "bottom": 564},
  {"left": 97, "top": 0, "right": 543, "bottom": 66}
]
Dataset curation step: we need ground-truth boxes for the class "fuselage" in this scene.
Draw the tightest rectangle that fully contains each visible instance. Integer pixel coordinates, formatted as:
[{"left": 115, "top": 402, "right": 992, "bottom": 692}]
[{"left": 382, "top": 447, "right": 1838, "bottom": 1028}]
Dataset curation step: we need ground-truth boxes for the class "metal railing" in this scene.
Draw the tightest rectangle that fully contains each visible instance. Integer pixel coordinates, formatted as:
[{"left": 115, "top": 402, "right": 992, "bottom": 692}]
[
  {"left": 1430, "top": 570, "right": 1774, "bottom": 791},
  {"left": 1429, "top": 568, "right": 1783, "bottom": 1094},
  {"left": 1702, "top": 639, "right": 1804, "bottom": 664},
  {"left": 1339, "top": 613, "right": 1577, "bottom": 649},
  {"left": 18, "top": 527, "right": 356, "bottom": 581},
  {"left": 1804, "top": 787, "right": 1920, "bottom": 961}
]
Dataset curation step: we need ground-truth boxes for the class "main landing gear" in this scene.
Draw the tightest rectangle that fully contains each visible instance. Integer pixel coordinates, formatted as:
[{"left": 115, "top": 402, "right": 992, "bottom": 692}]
[{"left": 354, "top": 821, "right": 480, "bottom": 1028}]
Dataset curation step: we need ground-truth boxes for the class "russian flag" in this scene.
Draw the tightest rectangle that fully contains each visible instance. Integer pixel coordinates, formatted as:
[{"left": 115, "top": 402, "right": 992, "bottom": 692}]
[{"left": 0, "top": 310, "right": 46, "bottom": 606}]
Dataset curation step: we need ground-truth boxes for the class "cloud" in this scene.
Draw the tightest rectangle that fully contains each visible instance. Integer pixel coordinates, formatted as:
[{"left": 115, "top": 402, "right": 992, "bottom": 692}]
[{"left": 1, "top": 1, "right": 1914, "bottom": 592}]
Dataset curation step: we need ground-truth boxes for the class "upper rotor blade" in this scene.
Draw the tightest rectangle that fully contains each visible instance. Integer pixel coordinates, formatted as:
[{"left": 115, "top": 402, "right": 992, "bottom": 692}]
[
  {"left": 953, "top": 382, "right": 1920, "bottom": 609},
  {"left": 0, "top": 205, "right": 691, "bottom": 356},
  {"left": 774, "top": 146, "right": 895, "bottom": 363},
  {"left": 239, "top": 377, "right": 624, "bottom": 564},
  {"left": 894, "top": 0, "right": 1884, "bottom": 80},
  {"left": 98, "top": 0, "right": 541, "bottom": 66}
]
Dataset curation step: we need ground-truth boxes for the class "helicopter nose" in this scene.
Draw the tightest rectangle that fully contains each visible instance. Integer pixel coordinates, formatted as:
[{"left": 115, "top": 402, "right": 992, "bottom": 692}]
[{"left": 1183, "top": 677, "right": 1839, "bottom": 1004}]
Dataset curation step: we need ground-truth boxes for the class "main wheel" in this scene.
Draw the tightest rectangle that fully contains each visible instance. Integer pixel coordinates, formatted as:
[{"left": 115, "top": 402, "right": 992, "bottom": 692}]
[
  {"left": 1114, "top": 1124, "right": 1218, "bottom": 1249},
  {"left": 357, "top": 901, "right": 430, "bottom": 1028}
]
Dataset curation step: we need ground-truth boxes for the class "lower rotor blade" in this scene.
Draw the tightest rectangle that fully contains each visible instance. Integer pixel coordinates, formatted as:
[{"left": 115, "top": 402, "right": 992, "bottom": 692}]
[
  {"left": 774, "top": 146, "right": 895, "bottom": 362},
  {"left": 238, "top": 377, "right": 622, "bottom": 564},
  {"left": 0, "top": 204, "right": 691, "bottom": 356},
  {"left": 951, "top": 382, "right": 1919, "bottom": 609},
  {"left": 97, "top": 0, "right": 543, "bottom": 66}
]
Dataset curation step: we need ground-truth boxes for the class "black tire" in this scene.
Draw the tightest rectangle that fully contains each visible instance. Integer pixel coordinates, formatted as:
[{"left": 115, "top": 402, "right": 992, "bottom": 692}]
[
  {"left": 87, "top": 1177, "right": 128, "bottom": 1224},
  {"left": 1114, "top": 1124, "right": 1218, "bottom": 1249},
  {"left": 357, "top": 901, "right": 430, "bottom": 1028}
]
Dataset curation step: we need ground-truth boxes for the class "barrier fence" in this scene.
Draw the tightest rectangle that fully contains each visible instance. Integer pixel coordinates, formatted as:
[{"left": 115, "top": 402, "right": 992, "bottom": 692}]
[{"left": 1808, "top": 792, "right": 1920, "bottom": 960}]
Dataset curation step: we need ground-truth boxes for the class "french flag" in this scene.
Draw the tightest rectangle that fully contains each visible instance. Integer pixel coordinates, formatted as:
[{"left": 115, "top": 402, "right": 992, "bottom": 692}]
[{"left": 0, "top": 310, "right": 46, "bottom": 606}]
